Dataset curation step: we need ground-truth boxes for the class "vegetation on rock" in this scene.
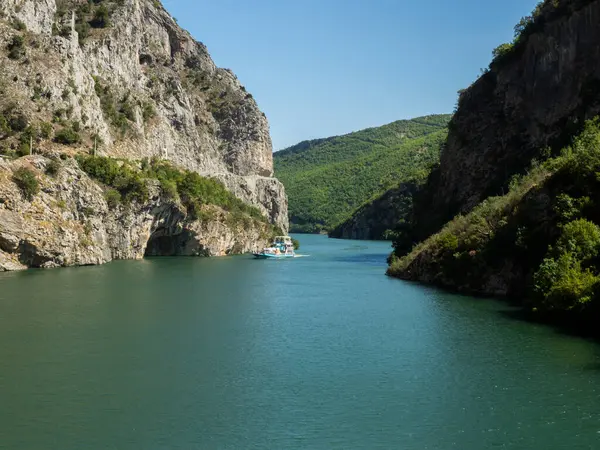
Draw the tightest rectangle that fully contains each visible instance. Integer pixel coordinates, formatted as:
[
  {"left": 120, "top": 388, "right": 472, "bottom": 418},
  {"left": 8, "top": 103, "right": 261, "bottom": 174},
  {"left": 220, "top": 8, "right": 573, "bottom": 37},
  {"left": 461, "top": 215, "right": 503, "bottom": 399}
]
[
  {"left": 45, "top": 159, "right": 61, "bottom": 176},
  {"left": 78, "top": 155, "right": 267, "bottom": 225},
  {"left": 54, "top": 0, "right": 123, "bottom": 44},
  {"left": 93, "top": 77, "right": 136, "bottom": 134},
  {"left": 12, "top": 167, "right": 39, "bottom": 200},
  {"left": 7, "top": 35, "right": 25, "bottom": 60},
  {"left": 54, "top": 126, "right": 82, "bottom": 145},
  {"left": 489, "top": 0, "right": 596, "bottom": 69}
]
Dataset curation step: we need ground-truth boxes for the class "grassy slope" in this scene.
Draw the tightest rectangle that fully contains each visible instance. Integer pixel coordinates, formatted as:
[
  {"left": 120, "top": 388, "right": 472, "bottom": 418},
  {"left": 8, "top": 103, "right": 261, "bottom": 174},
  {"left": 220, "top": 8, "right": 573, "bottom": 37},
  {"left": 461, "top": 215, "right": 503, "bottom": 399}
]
[{"left": 274, "top": 115, "right": 451, "bottom": 232}]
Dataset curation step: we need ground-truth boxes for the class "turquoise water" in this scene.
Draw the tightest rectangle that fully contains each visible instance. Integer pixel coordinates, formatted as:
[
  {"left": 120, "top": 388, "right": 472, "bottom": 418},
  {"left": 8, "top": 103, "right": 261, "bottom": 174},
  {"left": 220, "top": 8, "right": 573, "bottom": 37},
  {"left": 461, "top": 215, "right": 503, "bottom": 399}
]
[{"left": 0, "top": 234, "right": 599, "bottom": 449}]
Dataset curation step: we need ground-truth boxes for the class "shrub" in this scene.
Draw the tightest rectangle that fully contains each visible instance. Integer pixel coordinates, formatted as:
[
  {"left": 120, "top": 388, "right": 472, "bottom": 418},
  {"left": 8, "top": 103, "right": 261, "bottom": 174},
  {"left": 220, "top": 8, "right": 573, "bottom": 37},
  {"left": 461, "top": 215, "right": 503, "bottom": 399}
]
[
  {"left": 46, "top": 159, "right": 61, "bottom": 176},
  {"left": 113, "top": 171, "right": 148, "bottom": 203},
  {"left": 75, "top": 20, "right": 90, "bottom": 44},
  {"left": 119, "top": 99, "right": 136, "bottom": 122},
  {"left": 533, "top": 253, "right": 599, "bottom": 311},
  {"left": 59, "top": 26, "right": 71, "bottom": 39},
  {"left": 292, "top": 238, "right": 300, "bottom": 250},
  {"left": 39, "top": 122, "right": 53, "bottom": 139},
  {"left": 94, "top": 77, "right": 133, "bottom": 133},
  {"left": 78, "top": 156, "right": 149, "bottom": 203},
  {"left": 12, "top": 20, "right": 26, "bottom": 31},
  {"left": 159, "top": 178, "right": 178, "bottom": 200},
  {"left": 104, "top": 188, "right": 121, "bottom": 208},
  {"left": 17, "top": 142, "right": 30, "bottom": 157},
  {"left": 554, "top": 194, "right": 590, "bottom": 222},
  {"left": 553, "top": 219, "right": 600, "bottom": 261},
  {"left": 437, "top": 233, "right": 459, "bottom": 253},
  {"left": 491, "top": 43, "right": 514, "bottom": 64},
  {"left": 53, "top": 108, "right": 66, "bottom": 124},
  {"left": 0, "top": 115, "right": 10, "bottom": 135},
  {"left": 142, "top": 102, "right": 156, "bottom": 122},
  {"left": 54, "top": 126, "right": 81, "bottom": 145},
  {"left": 81, "top": 206, "right": 95, "bottom": 217},
  {"left": 7, "top": 35, "right": 25, "bottom": 60},
  {"left": 9, "top": 112, "right": 28, "bottom": 132},
  {"left": 488, "top": 2, "right": 548, "bottom": 69},
  {"left": 13, "top": 167, "right": 39, "bottom": 200}
]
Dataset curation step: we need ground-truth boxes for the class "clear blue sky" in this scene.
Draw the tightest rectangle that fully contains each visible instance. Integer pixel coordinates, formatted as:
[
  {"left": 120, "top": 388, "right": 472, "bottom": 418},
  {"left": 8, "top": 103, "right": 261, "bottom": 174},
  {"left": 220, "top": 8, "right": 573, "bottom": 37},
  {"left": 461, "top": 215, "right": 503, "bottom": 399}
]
[{"left": 163, "top": 0, "right": 539, "bottom": 150}]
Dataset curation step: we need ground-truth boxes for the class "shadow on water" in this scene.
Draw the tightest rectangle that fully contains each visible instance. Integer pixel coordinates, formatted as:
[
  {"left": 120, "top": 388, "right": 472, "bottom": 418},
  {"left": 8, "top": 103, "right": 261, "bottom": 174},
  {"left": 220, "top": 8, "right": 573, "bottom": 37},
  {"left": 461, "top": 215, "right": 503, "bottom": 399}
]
[
  {"left": 497, "top": 307, "right": 600, "bottom": 343},
  {"left": 333, "top": 252, "right": 389, "bottom": 267},
  {"left": 390, "top": 276, "right": 600, "bottom": 352}
]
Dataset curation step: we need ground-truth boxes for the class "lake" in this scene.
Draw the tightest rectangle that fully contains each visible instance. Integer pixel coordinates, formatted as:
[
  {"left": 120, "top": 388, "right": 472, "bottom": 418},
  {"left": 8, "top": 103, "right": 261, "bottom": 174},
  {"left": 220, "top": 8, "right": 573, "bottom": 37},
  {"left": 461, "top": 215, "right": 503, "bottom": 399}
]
[{"left": 1, "top": 234, "right": 599, "bottom": 449}]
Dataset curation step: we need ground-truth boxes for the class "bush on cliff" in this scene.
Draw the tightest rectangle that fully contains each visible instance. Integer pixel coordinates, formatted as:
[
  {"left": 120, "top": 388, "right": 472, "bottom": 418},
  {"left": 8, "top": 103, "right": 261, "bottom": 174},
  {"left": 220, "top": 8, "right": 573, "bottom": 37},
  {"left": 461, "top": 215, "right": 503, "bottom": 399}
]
[
  {"left": 148, "top": 159, "right": 265, "bottom": 222},
  {"left": 489, "top": 0, "right": 598, "bottom": 69},
  {"left": 7, "top": 35, "right": 25, "bottom": 60},
  {"left": 77, "top": 155, "right": 149, "bottom": 203},
  {"left": 90, "top": 5, "right": 110, "bottom": 28},
  {"left": 533, "top": 253, "right": 599, "bottom": 311},
  {"left": 13, "top": 167, "right": 39, "bottom": 200},
  {"left": 54, "top": 126, "right": 81, "bottom": 145},
  {"left": 45, "top": 159, "right": 61, "bottom": 176}
]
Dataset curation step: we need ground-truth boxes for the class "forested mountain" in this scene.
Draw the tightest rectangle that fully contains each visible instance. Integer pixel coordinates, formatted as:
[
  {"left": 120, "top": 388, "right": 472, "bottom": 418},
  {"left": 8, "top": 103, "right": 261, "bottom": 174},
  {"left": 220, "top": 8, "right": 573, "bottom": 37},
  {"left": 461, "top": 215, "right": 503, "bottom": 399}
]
[{"left": 274, "top": 115, "right": 450, "bottom": 233}]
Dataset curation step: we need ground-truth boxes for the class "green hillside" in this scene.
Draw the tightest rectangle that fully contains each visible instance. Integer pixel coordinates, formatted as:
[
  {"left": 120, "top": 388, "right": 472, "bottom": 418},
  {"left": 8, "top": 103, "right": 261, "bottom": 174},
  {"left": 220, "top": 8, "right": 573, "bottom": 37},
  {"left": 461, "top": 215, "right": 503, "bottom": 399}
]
[{"left": 274, "top": 115, "right": 451, "bottom": 232}]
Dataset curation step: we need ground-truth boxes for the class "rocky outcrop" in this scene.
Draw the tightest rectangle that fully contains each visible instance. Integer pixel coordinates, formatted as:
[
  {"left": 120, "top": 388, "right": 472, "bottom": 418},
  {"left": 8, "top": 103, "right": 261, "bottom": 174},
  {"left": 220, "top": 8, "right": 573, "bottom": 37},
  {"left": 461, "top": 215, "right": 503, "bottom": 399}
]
[
  {"left": 0, "top": 156, "right": 273, "bottom": 271},
  {"left": 216, "top": 173, "right": 288, "bottom": 231},
  {"left": 329, "top": 182, "right": 418, "bottom": 240},
  {"left": 0, "top": 0, "right": 288, "bottom": 234},
  {"left": 410, "top": 0, "right": 600, "bottom": 242}
]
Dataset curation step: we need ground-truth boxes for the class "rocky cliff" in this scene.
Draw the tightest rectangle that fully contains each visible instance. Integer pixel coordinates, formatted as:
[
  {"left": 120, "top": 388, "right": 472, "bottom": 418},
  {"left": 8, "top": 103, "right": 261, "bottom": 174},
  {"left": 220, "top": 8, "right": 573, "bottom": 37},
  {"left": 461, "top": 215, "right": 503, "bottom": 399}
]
[
  {"left": 0, "top": 155, "right": 275, "bottom": 271},
  {"left": 388, "top": 0, "right": 600, "bottom": 317},
  {"left": 329, "top": 182, "right": 418, "bottom": 241},
  {"left": 410, "top": 0, "right": 600, "bottom": 242},
  {"left": 0, "top": 0, "right": 288, "bottom": 269}
]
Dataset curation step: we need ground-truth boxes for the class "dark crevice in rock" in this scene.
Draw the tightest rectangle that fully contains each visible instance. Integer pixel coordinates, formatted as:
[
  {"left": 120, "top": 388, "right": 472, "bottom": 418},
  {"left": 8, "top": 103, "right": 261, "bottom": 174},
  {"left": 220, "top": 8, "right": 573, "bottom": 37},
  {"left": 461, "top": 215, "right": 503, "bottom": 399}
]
[{"left": 144, "top": 228, "right": 208, "bottom": 257}]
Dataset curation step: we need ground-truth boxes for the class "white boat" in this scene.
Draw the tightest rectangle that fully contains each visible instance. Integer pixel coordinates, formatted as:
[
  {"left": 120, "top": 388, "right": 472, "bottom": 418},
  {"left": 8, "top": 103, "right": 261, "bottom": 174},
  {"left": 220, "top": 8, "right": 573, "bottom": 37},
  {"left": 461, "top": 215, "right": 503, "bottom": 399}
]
[{"left": 253, "top": 236, "right": 296, "bottom": 259}]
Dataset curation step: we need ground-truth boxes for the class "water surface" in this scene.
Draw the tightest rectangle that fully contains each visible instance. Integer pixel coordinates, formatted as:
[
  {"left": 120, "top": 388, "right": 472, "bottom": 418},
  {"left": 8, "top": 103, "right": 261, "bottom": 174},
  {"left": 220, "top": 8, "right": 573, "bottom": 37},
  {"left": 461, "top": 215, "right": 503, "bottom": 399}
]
[{"left": 1, "top": 235, "right": 599, "bottom": 449}]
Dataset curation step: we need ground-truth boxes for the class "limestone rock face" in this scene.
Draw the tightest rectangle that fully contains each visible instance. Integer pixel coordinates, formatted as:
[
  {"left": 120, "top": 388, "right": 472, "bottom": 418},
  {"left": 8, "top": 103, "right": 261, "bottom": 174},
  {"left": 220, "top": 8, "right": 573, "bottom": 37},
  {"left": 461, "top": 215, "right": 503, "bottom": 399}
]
[
  {"left": 0, "top": 156, "right": 273, "bottom": 271},
  {"left": 0, "top": 0, "right": 288, "bottom": 241}
]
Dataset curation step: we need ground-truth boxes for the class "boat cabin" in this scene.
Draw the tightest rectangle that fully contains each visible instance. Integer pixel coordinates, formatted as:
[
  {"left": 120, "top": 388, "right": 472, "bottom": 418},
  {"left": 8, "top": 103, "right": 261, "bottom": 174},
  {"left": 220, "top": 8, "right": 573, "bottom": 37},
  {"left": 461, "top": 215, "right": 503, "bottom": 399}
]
[{"left": 254, "top": 236, "right": 295, "bottom": 258}]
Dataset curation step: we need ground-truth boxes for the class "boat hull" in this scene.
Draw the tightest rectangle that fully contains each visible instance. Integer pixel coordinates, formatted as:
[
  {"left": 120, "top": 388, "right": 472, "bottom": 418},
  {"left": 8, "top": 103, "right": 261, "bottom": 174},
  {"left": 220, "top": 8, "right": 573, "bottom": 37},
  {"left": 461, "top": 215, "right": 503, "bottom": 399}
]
[{"left": 253, "top": 253, "right": 295, "bottom": 259}]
